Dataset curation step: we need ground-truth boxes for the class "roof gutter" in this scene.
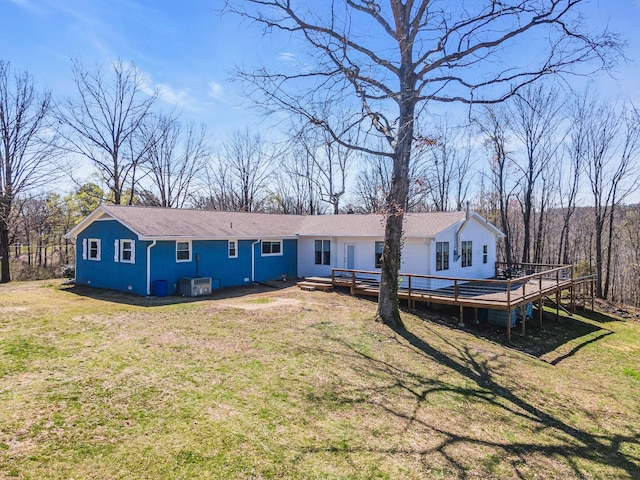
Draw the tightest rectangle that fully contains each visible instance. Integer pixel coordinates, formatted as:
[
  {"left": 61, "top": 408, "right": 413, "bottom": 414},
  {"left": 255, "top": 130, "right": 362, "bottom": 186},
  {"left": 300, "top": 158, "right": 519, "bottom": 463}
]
[
  {"left": 146, "top": 240, "right": 157, "bottom": 295},
  {"left": 251, "top": 239, "right": 261, "bottom": 283}
]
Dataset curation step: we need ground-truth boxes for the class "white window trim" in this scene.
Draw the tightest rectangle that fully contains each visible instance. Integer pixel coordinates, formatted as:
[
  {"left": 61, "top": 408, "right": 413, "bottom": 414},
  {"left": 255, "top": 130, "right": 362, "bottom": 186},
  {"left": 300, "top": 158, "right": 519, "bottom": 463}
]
[
  {"left": 314, "top": 239, "right": 331, "bottom": 266},
  {"left": 87, "top": 238, "right": 101, "bottom": 261},
  {"left": 176, "top": 240, "right": 192, "bottom": 262},
  {"left": 120, "top": 239, "right": 135, "bottom": 264},
  {"left": 261, "top": 240, "right": 283, "bottom": 257},
  {"left": 436, "top": 241, "right": 450, "bottom": 271},
  {"left": 228, "top": 239, "right": 238, "bottom": 259},
  {"left": 374, "top": 241, "right": 384, "bottom": 269}
]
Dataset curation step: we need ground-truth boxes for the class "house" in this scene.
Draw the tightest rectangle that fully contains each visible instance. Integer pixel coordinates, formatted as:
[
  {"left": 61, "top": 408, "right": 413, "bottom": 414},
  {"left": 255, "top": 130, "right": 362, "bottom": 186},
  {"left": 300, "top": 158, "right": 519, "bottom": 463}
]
[{"left": 64, "top": 205, "right": 505, "bottom": 296}]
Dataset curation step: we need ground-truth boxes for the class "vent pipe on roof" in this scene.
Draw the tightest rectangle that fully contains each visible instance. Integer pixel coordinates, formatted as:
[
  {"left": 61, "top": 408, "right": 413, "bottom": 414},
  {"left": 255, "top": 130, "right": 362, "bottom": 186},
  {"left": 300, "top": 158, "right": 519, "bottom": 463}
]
[{"left": 455, "top": 202, "right": 472, "bottom": 261}]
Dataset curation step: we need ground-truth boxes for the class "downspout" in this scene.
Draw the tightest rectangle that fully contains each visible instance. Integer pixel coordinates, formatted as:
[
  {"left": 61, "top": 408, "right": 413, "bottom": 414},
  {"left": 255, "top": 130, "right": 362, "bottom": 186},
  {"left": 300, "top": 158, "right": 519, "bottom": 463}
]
[
  {"left": 455, "top": 203, "right": 471, "bottom": 260},
  {"left": 146, "top": 240, "right": 157, "bottom": 295},
  {"left": 251, "top": 239, "right": 261, "bottom": 283}
]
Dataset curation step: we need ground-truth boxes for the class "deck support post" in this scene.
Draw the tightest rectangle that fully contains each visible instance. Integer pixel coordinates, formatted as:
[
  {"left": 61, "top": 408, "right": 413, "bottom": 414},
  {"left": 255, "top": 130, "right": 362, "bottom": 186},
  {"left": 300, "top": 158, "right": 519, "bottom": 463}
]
[
  {"left": 570, "top": 266, "right": 575, "bottom": 315},
  {"left": 556, "top": 290, "right": 560, "bottom": 322},
  {"left": 538, "top": 298, "right": 543, "bottom": 328},
  {"left": 520, "top": 305, "right": 526, "bottom": 336},
  {"left": 474, "top": 307, "right": 479, "bottom": 324},
  {"left": 458, "top": 305, "right": 465, "bottom": 328},
  {"left": 506, "top": 308, "right": 511, "bottom": 343}
]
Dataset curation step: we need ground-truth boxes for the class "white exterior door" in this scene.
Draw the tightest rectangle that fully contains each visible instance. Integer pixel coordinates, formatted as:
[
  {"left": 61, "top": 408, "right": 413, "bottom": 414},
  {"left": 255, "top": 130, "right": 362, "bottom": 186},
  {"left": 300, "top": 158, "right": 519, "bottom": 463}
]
[{"left": 345, "top": 244, "right": 355, "bottom": 269}]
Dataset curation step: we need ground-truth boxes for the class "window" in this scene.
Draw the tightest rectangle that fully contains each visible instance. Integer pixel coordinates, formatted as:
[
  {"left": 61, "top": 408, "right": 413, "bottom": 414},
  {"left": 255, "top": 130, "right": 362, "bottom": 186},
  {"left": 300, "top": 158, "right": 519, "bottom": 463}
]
[
  {"left": 176, "top": 241, "right": 191, "bottom": 262},
  {"left": 87, "top": 238, "right": 101, "bottom": 261},
  {"left": 228, "top": 240, "right": 238, "bottom": 258},
  {"left": 461, "top": 241, "right": 472, "bottom": 268},
  {"left": 483, "top": 245, "right": 488, "bottom": 264},
  {"left": 436, "top": 242, "right": 449, "bottom": 271},
  {"left": 120, "top": 239, "right": 135, "bottom": 263},
  {"left": 315, "top": 240, "right": 330, "bottom": 265},
  {"left": 261, "top": 240, "right": 282, "bottom": 256},
  {"left": 375, "top": 241, "right": 384, "bottom": 268}
]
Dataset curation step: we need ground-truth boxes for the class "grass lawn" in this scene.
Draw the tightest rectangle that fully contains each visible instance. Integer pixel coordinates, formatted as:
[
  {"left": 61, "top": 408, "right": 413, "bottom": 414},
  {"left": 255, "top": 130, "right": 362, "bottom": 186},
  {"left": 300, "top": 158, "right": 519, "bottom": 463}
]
[{"left": 1, "top": 280, "right": 639, "bottom": 479}]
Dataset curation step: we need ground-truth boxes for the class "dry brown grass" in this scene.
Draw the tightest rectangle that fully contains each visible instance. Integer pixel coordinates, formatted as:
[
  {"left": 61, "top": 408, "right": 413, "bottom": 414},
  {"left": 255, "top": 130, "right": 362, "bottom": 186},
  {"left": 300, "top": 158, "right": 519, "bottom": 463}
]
[{"left": 0, "top": 279, "right": 638, "bottom": 479}]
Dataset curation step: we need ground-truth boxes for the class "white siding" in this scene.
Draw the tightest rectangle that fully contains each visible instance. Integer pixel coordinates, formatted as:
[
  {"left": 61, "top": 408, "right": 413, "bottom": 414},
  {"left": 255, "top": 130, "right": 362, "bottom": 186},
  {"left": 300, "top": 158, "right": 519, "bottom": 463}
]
[
  {"left": 297, "top": 215, "right": 500, "bottom": 283},
  {"left": 431, "top": 216, "right": 497, "bottom": 280},
  {"left": 297, "top": 237, "right": 334, "bottom": 277},
  {"left": 298, "top": 236, "right": 431, "bottom": 278}
]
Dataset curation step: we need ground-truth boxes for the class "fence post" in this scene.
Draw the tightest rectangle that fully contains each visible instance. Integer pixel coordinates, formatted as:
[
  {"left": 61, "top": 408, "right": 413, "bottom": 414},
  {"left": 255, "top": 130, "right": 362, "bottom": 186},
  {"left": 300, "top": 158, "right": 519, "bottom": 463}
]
[
  {"left": 350, "top": 271, "right": 355, "bottom": 295},
  {"left": 570, "top": 266, "right": 575, "bottom": 315}
]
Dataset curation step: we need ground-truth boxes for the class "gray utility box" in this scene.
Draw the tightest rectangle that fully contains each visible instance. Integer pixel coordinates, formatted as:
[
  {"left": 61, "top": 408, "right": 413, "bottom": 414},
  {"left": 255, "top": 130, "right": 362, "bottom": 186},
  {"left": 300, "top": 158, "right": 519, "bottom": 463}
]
[{"left": 179, "top": 277, "right": 212, "bottom": 297}]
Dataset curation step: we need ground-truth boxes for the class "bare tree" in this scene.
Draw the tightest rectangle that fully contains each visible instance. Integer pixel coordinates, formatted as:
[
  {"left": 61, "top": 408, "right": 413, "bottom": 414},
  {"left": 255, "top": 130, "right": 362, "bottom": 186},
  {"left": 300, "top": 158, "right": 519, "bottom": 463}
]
[
  {"left": 420, "top": 119, "right": 474, "bottom": 212},
  {"left": 478, "top": 107, "right": 516, "bottom": 265},
  {"left": 0, "top": 61, "right": 59, "bottom": 283},
  {"left": 225, "top": 0, "right": 620, "bottom": 327},
  {"left": 206, "top": 128, "right": 274, "bottom": 212},
  {"left": 269, "top": 135, "right": 324, "bottom": 214},
  {"left": 57, "top": 59, "right": 158, "bottom": 205},
  {"left": 557, "top": 92, "right": 588, "bottom": 264},
  {"left": 584, "top": 99, "right": 640, "bottom": 298},
  {"left": 508, "top": 83, "right": 565, "bottom": 264},
  {"left": 293, "top": 120, "right": 354, "bottom": 214},
  {"left": 142, "top": 114, "right": 210, "bottom": 208}
]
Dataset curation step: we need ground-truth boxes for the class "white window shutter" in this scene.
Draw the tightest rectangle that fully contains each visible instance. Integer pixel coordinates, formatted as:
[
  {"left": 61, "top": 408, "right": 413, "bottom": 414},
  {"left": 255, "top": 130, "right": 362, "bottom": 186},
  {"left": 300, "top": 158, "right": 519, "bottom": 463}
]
[
  {"left": 82, "top": 239, "right": 87, "bottom": 260},
  {"left": 114, "top": 239, "right": 119, "bottom": 262},
  {"left": 130, "top": 242, "right": 135, "bottom": 264}
]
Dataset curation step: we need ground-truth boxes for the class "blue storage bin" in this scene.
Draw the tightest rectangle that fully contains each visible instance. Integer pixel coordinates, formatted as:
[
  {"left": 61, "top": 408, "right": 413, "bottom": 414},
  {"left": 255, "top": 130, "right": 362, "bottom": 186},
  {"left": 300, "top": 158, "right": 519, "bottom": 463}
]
[{"left": 154, "top": 279, "right": 168, "bottom": 297}]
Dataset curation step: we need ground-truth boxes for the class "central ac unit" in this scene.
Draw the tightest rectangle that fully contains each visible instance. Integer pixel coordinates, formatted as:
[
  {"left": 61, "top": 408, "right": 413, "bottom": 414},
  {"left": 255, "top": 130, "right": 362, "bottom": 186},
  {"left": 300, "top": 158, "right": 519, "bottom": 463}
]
[{"left": 179, "top": 277, "right": 212, "bottom": 297}]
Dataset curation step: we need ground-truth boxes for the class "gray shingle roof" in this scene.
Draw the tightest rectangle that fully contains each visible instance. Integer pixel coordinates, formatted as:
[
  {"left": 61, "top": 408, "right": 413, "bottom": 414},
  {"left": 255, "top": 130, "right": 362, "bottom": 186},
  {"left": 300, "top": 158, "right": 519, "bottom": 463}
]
[
  {"left": 100, "top": 205, "right": 304, "bottom": 238},
  {"left": 68, "top": 205, "right": 495, "bottom": 240},
  {"left": 296, "top": 211, "right": 467, "bottom": 237}
]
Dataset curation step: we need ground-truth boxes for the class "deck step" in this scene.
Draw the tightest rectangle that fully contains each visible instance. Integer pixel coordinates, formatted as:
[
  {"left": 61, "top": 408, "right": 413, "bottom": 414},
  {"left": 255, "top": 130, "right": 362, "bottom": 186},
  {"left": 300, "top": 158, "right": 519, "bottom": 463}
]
[
  {"left": 297, "top": 281, "right": 333, "bottom": 292},
  {"left": 303, "top": 277, "right": 333, "bottom": 285}
]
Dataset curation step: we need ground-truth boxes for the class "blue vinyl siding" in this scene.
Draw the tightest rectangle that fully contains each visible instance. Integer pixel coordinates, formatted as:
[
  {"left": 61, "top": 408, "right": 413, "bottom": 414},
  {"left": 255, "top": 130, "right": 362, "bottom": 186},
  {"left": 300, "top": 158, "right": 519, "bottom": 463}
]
[
  {"left": 254, "top": 239, "right": 298, "bottom": 283},
  {"left": 151, "top": 239, "right": 298, "bottom": 294},
  {"left": 75, "top": 220, "right": 148, "bottom": 295},
  {"left": 150, "top": 239, "right": 255, "bottom": 294},
  {"left": 76, "top": 218, "right": 298, "bottom": 296}
]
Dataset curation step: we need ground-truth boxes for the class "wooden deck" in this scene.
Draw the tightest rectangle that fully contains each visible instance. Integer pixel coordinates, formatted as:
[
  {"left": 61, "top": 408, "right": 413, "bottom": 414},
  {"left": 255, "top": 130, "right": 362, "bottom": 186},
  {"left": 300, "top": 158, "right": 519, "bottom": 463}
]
[{"left": 314, "top": 265, "right": 596, "bottom": 342}]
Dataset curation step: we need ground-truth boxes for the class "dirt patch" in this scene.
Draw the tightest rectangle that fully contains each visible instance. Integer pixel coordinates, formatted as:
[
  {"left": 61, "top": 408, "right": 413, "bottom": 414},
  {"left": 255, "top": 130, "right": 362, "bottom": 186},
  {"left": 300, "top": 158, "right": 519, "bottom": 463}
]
[
  {"left": 0, "top": 306, "right": 30, "bottom": 313},
  {"left": 215, "top": 289, "right": 303, "bottom": 310}
]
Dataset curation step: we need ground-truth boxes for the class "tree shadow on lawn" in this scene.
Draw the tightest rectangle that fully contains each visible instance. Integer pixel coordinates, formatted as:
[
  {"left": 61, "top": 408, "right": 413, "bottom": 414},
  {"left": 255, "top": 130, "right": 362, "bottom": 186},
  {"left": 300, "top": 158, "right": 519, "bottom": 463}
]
[
  {"left": 393, "top": 325, "right": 640, "bottom": 478},
  {"left": 60, "top": 281, "right": 297, "bottom": 307},
  {"left": 405, "top": 302, "right": 616, "bottom": 364},
  {"left": 299, "top": 322, "right": 639, "bottom": 478},
  {"left": 335, "top": 289, "right": 616, "bottom": 364}
]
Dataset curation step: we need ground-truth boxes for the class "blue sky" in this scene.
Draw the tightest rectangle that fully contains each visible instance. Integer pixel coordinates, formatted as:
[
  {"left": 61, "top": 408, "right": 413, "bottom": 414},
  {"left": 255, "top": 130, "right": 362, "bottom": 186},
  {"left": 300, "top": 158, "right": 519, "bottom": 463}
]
[
  {"left": 2, "top": 0, "right": 639, "bottom": 138},
  {"left": 1, "top": 0, "right": 640, "bottom": 205},
  {"left": 0, "top": 0, "right": 298, "bottom": 136}
]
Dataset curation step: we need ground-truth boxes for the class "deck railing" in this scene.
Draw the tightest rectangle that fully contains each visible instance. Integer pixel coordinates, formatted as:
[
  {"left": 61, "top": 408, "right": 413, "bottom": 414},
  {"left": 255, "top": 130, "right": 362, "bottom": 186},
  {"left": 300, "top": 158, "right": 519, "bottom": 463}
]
[
  {"left": 331, "top": 264, "right": 574, "bottom": 309},
  {"left": 330, "top": 263, "right": 595, "bottom": 342}
]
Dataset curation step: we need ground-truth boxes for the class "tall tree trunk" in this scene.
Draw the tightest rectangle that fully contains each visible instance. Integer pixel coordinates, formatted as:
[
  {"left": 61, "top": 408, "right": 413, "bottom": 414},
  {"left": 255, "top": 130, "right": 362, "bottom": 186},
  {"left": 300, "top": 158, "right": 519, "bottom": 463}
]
[
  {"left": 0, "top": 223, "right": 9, "bottom": 283},
  {"left": 604, "top": 204, "right": 617, "bottom": 299},
  {"left": 595, "top": 219, "right": 604, "bottom": 298},
  {"left": 376, "top": 94, "right": 415, "bottom": 329}
]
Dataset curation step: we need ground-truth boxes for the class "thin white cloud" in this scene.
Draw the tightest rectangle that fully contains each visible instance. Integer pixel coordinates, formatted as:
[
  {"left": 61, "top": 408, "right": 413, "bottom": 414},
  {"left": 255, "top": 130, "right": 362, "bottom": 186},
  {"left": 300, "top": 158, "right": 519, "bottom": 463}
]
[
  {"left": 156, "top": 83, "right": 192, "bottom": 107},
  {"left": 208, "top": 81, "right": 225, "bottom": 101},
  {"left": 129, "top": 63, "right": 194, "bottom": 109},
  {"left": 278, "top": 52, "right": 296, "bottom": 62}
]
